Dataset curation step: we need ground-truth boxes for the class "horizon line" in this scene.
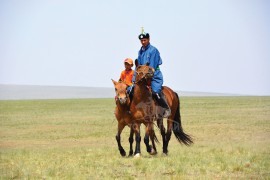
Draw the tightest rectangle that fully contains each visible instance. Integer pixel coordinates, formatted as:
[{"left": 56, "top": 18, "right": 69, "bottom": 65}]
[{"left": 0, "top": 83, "right": 266, "bottom": 97}]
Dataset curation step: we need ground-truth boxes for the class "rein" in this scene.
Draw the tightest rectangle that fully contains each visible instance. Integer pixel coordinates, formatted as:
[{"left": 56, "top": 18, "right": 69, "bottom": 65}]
[
  {"left": 134, "top": 66, "right": 149, "bottom": 84},
  {"left": 134, "top": 75, "right": 152, "bottom": 94},
  {"left": 134, "top": 73, "right": 147, "bottom": 84}
]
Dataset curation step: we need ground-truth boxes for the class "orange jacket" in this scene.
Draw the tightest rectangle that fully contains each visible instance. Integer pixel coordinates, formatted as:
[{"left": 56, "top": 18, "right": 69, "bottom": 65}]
[{"left": 120, "top": 69, "right": 134, "bottom": 86}]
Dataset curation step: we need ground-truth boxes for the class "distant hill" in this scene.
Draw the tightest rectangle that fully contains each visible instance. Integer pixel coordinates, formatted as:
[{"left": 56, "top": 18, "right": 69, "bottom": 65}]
[{"left": 0, "top": 84, "right": 240, "bottom": 100}]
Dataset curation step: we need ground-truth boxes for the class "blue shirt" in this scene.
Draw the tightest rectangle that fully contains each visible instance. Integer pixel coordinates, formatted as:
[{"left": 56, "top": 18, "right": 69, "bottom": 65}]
[
  {"left": 138, "top": 43, "right": 162, "bottom": 70},
  {"left": 132, "top": 43, "right": 164, "bottom": 93}
]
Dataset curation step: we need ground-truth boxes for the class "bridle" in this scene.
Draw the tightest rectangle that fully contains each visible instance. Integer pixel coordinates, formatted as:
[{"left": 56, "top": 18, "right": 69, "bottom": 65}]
[{"left": 134, "top": 66, "right": 153, "bottom": 84}]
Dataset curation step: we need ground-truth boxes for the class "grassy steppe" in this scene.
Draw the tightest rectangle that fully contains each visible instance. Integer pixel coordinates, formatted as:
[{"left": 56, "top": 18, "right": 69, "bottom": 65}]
[{"left": 0, "top": 97, "right": 269, "bottom": 179}]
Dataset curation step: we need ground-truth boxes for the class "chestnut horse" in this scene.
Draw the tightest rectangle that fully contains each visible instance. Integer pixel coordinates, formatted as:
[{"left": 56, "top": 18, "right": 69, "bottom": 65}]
[
  {"left": 130, "top": 65, "right": 193, "bottom": 156},
  {"left": 112, "top": 80, "right": 158, "bottom": 157}
]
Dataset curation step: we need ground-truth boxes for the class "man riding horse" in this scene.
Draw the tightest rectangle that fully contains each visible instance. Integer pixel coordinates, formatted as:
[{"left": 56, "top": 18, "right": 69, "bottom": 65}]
[
  {"left": 132, "top": 28, "right": 171, "bottom": 118},
  {"left": 112, "top": 29, "right": 193, "bottom": 156}
]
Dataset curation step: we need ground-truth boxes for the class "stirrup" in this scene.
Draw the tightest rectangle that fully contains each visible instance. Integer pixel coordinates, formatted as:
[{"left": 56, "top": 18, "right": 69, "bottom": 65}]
[{"left": 163, "top": 108, "right": 171, "bottom": 118}]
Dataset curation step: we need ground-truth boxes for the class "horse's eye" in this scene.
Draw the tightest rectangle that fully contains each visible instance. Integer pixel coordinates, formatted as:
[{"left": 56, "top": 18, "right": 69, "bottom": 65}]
[{"left": 115, "top": 88, "right": 117, "bottom": 91}]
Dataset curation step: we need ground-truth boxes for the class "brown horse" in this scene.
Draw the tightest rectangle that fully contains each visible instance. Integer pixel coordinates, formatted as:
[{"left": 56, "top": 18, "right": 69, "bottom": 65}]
[
  {"left": 112, "top": 79, "right": 158, "bottom": 157},
  {"left": 130, "top": 65, "right": 193, "bottom": 156}
]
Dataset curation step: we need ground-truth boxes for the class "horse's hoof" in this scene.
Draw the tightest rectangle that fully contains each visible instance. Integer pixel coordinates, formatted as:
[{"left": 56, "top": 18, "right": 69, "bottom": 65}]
[
  {"left": 134, "top": 153, "right": 141, "bottom": 158},
  {"left": 128, "top": 151, "right": 133, "bottom": 157},
  {"left": 150, "top": 149, "right": 157, "bottom": 155},
  {"left": 120, "top": 150, "right": 126, "bottom": 157},
  {"left": 162, "top": 152, "right": 168, "bottom": 156},
  {"left": 146, "top": 147, "right": 152, "bottom": 153}
]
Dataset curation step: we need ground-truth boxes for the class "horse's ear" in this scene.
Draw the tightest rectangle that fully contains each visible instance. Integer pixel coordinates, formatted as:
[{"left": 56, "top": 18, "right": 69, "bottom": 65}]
[
  {"left": 111, "top": 79, "right": 117, "bottom": 86},
  {"left": 135, "top": 59, "right": 138, "bottom": 67}
]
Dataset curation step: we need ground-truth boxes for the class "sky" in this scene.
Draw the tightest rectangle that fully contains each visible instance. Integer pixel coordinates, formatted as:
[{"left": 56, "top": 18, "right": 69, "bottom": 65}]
[{"left": 0, "top": 0, "right": 269, "bottom": 95}]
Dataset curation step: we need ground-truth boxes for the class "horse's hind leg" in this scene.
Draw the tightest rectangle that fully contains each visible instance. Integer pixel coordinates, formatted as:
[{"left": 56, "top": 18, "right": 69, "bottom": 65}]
[
  {"left": 157, "top": 118, "right": 167, "bottom": 154},
  {"left": 116, "top": 122, "right": 126, "bottom": 156},
  {"left": 128, "top": 127, "right": 134, "bottom": 156},
  {"left": 164, "top": 119, "right": 173, "bottom": 155}
]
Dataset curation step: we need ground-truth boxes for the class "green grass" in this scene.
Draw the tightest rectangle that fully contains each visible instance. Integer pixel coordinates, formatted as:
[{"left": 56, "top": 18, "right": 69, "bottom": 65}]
[{"left": 0, "top": 97, "right": 270, "bottom": 179}]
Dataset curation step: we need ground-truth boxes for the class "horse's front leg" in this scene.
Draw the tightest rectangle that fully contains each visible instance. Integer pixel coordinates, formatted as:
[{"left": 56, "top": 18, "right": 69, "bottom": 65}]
[
  {"left": 143, "top": 123, "right": 152, "bottom": 153},
  {"left": 116, "top": 122, "right": 126, "bottom": 156},
  {"left": 128, "top": 127, "right": 134, "bottom": 156},
  {"left": 133, "top": 123, "right": 141, "bottom": 157},
  {"left": 149, "top": 124, "right": 158, "bottom": 155},
  {"left": 144, "top": 123, "right": 157, "bottom": 155}
]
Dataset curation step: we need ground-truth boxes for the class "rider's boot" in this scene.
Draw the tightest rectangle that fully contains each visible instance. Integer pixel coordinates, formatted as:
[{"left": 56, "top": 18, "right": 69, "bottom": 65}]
[
  {"left": 153, "top": 92, "right": 171, "bottom": 118},
  {"left": 127, "top": 85, "right": 134, "bottom": 114}
]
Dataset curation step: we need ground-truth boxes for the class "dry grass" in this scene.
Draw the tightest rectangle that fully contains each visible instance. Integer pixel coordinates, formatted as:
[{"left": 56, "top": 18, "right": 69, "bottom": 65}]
[{"left": 0, "top": 97, "right": 270, "bottom": 179}]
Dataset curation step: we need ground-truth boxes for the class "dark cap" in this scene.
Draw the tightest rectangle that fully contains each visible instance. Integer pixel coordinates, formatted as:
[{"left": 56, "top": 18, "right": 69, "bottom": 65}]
[{"left": 138, "top": 33, "right": 150, "bottom": 39}]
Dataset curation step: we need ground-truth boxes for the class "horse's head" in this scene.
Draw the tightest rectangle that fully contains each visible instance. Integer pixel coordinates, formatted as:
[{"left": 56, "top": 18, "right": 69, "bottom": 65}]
[
  {"left": 111, "top": 79, "right": 129, "bottom": 105},
  {"left": 135, "top": 64, "right": 155, "bottom": 83}
]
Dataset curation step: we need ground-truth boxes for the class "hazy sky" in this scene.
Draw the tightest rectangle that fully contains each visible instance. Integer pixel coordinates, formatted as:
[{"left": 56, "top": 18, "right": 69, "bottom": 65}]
[{"left": 0, "top": 0, "right": 269, "bottom": 95}]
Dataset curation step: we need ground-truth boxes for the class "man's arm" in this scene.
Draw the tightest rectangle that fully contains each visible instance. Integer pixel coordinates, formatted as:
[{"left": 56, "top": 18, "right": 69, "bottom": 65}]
[{"left": 148, "top": 48, "right": 161, "bottom": 70}]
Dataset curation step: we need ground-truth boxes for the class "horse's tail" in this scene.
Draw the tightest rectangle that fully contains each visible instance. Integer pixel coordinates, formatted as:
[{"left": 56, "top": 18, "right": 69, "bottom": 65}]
[{"left": 172, "top": 92, "right": 193, "bottom": 146}]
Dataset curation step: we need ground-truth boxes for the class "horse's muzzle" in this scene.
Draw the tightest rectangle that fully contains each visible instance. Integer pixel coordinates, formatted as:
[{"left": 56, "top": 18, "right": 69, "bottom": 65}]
[{"left": 118, "top": 97, "right": 127, "bottom": 104}]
